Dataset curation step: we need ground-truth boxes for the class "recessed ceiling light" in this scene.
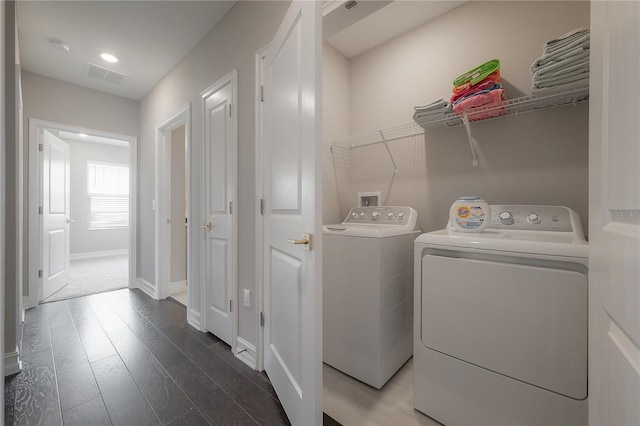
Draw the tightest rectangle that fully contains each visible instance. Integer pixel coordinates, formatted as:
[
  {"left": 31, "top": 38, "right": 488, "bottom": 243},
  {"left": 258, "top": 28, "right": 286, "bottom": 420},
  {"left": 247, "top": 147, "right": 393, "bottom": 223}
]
[
  {"left": 100, "top": 53, "right": 118, "bottom": 63},
  {"left": 78, "top": 133, "right": 88, "bottom": 138},
  {"left": 49, "top": 39, "right": 70, "bottom": 53}
]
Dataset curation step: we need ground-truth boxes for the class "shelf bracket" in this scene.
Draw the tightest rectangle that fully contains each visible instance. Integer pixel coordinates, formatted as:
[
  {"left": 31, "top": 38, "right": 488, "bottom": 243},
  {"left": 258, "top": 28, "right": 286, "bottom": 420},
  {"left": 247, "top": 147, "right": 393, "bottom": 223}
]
[
  {"left": 461, "top": 112, "right": 479, "bottom": 166},
  {"left": 379, "top": 130, "right": 399, "bottom": 175}
]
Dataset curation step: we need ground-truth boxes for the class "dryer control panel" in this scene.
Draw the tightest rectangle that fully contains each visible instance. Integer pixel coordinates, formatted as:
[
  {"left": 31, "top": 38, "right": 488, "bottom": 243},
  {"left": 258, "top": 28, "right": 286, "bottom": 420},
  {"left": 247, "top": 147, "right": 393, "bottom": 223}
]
[
  {"left": 343, "top": 206, "right": 417, "bottom": 228},
  {"left": 489, "top": 205, "right": 580, "bottom": 234}
]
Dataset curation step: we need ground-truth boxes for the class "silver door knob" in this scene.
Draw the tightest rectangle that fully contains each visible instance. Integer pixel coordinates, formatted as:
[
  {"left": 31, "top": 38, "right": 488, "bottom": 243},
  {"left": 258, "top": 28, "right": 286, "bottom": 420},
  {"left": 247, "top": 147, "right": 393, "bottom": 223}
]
[
  {"left": 201, "top": 222, "right": 211, "bottom": 231},
  {"left": 66, "top": 219, "right": 75, "bottom": 224}
]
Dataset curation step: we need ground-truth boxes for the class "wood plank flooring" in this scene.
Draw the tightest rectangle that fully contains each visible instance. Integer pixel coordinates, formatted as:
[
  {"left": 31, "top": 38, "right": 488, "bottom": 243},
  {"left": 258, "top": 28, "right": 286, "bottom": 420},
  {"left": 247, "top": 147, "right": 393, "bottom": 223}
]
[{"left": 4, "top": 288, "right": 292, "bottom": 426}]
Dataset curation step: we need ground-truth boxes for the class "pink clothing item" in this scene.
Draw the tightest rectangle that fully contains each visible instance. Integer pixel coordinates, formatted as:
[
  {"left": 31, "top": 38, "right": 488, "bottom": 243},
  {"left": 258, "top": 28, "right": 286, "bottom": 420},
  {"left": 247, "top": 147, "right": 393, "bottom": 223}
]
[
  {"left": 452, "top": 89, "right": 506, "bottom": 121},
  {"left": 450, "top": 77, "right": 500, "bottom": 104}
]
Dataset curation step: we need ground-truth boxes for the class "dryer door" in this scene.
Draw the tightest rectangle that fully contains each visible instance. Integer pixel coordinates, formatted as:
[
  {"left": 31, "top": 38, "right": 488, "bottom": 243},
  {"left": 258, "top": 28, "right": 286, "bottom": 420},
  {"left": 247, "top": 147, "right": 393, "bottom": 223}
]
[{"left": 421, "top": 253, "right": 587, "bottom": 399}]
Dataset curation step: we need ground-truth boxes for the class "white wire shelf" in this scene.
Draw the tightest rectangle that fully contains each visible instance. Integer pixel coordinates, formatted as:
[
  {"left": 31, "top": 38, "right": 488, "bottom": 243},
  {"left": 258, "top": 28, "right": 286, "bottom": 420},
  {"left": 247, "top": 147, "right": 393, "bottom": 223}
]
[{"left": 331, "top": 87, "right": 589, "bottom": 150}]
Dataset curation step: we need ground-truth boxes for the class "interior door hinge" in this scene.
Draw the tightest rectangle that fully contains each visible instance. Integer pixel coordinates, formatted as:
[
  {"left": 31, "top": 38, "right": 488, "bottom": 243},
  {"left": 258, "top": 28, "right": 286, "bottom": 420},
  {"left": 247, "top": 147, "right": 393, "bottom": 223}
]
[
  {"left": 38, "top": 206, "right": 43, "bottom": 215},
  {"left": 259, "top": 198, "right": 264, "bottom": 215},
  {"left": 229, "top": 299, "right": 233, "bottom": 312},
  {"left": 38, "top": 269, "right": 43, "bottom": 278},
  {"left": 229, "top": 104, "right": 232, "bottom": 117},
  {"left": 260, "top": 312, "right": 265, "bottom": 327},
  {"left": 260, "top": 85, "right": 264, "bottom": 102},
  {"left": 38, "top": 143, "right": 44, "bottom": 152},
  {"left": 229, "top": 202, "right": 233, "bottom": 214}
]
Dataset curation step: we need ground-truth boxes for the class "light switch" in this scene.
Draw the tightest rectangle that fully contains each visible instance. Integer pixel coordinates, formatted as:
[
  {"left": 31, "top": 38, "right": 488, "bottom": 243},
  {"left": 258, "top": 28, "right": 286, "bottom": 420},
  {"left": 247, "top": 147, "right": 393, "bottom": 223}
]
[{"left": 243, "top": 289, "right": 251, "bottom": 308}]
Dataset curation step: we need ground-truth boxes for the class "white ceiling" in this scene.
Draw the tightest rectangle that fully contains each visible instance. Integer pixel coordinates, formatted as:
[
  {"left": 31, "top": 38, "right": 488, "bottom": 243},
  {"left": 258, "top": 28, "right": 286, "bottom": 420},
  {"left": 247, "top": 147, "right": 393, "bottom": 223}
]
[
  {"left": 326, "top": 1, "right": 466, "bottom": 59},
  {"left": 17, "top": 1, "right": 236, "bottom": 101},
  {"left": 57, "top": 130, "right": 129, "bottom": 148}
]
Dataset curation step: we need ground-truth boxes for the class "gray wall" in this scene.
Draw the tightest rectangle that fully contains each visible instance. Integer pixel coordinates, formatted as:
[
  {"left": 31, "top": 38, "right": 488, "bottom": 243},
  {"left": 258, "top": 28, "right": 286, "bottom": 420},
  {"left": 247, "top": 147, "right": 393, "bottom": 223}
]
[
  {"left": 323, "top": 43, "right": 350, "bottom": 226},
  {"left": 324, "top": 1, "right": 590, "bottom": 234},
  {"left": 65, "top": 138, "right": 129, "bottom": 255},
  {"left": 139, "top": 1, "right": 290, "bottom": 347},
  {"left": 170, "top": 125, "right": 186, "bottom": 284},
  {"left": 20, "top": 70, "right": 139, "bottom": 297}
]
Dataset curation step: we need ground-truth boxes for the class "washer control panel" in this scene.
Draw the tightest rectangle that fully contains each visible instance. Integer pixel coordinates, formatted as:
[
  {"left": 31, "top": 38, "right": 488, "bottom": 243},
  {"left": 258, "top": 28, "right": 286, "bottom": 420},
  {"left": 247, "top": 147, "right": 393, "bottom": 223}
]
[
  {"left": 489, "top": 205, "right": 574, "bottom": 232},
  {"left": 343, "top": 206, "right": 416, "bottom": 227}
]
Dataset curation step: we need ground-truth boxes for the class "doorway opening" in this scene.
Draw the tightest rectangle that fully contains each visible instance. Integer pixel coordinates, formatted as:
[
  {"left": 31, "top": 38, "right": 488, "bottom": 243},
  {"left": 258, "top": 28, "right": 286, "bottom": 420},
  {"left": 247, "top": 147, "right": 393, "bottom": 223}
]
[
  {"left": 28, "top": 119, "right": 137, "bottom": 306},
  {"left": 154, "top": 103, "right": 191, "bottom": 308}
]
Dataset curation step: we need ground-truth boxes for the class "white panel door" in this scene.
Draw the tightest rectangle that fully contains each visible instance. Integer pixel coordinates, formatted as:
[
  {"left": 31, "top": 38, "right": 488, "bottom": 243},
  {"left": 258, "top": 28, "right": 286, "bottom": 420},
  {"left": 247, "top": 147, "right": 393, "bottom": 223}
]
[
  {"left": 42, "top": 130, "right": 71, "bottom": 300},
  {"left": 202, "top": 75, "right": 236, "bottom": 346},
  {"left": 589, "top": 2, "right": 640, "bottom": 425},
  {"left": 263, "top": 2, "right": 322, "bottom": 425}
]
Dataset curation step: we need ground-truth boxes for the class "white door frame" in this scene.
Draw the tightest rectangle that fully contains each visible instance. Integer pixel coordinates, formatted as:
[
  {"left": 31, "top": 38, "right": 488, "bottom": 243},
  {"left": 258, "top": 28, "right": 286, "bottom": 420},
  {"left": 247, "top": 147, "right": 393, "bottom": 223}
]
[
  {"left": 28, "top": 119, "right": 138, "bottom": 308},
  {"left": 154, "top": 103, "right": 191, "bottom": 302},
  {"left": 255, "top": 44, "right": 269, "bottom": 371},
  {"left": 199, "top": 70, "right": 238, "bottom": 346}
]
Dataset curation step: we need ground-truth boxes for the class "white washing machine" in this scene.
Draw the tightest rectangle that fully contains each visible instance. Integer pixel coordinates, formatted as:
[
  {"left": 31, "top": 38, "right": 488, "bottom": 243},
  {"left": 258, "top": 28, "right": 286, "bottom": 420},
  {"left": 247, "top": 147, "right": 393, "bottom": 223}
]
[
  {"left": 414, "top": 205, "right": 588, "bottom": 425},
  {"left": 324, "top": 206, "right": 420, "bottom": 389}
]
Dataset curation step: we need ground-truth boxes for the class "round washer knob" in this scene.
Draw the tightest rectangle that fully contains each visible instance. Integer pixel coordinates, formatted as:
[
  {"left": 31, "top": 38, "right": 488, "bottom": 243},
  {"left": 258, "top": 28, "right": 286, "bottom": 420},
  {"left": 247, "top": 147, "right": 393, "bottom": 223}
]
[
  {"left": 372, "top": 211, "right": 381, "bottom": 220},
  {"left": 398, "top": 212, "right": 405, "bottom": 219},
  {"left": 351, "top": 212, "right": 358, "bottom": 219},
  {"left": 498, "top": 211, "right": 515, "bottom": 225},
  {"left": 387, "top": 212, "right": 395, "bottom": 220},
  {"left": 359, "top": 212, "right": 366, "bottom": 219},
  {"left": 527, "top": 213, "right": 541, "bottom": 224}
]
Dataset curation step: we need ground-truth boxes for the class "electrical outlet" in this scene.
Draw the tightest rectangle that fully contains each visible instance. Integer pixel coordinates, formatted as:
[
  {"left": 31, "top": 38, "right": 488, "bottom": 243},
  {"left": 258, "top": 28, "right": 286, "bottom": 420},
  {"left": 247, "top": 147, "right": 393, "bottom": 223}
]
[{"left": 243, "top": 289, "right": 251, "bottom": 308}]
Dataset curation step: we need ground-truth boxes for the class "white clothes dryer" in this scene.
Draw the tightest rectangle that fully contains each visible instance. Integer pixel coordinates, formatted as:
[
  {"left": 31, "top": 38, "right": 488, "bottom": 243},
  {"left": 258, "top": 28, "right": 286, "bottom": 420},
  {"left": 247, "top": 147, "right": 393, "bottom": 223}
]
[
  {"left": 323, "top": 206, "right": 420, "bottom": 389},
  {"left": 414, "top": 205, "right": 588, "bottom": 425}
]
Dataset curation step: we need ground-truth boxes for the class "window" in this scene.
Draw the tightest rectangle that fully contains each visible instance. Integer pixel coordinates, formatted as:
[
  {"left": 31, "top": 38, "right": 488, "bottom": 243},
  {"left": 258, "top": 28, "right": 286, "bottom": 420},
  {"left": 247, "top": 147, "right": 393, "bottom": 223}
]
[{"left": 87, "top": 161, "right": 129, "bottom": 229}]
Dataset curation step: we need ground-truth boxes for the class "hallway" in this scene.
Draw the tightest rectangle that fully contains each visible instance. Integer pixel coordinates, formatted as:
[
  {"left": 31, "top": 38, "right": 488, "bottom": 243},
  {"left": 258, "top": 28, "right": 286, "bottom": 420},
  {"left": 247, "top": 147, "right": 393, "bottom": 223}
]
[{"left": 4, "top": 289, "right": 289, "bottom": 425}]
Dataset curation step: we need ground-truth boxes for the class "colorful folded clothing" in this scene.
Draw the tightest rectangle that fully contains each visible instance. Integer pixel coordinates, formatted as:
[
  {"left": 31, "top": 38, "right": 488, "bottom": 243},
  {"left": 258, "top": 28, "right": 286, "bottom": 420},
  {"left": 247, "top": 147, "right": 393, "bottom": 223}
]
[
  {"left": 452, "top": 89, "right": 506, "bottom": 121},
  {"left": 453, "top": 70, "right": 501, "bottom": 94},
  {"left": 453, "top": 59, "right": 500, "bottom": 88},
  {"left": 450, "top": 79, "right": 501, "bottom": 104}
]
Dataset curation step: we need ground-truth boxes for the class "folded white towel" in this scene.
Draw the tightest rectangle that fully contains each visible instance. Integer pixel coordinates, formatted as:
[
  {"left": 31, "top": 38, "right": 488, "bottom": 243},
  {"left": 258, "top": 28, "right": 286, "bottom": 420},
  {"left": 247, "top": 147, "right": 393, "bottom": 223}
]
[
  {"left": 533, "top": 54, "right": 590, "bottom": 80},
  {"left": 532, "top": 76, "right": 589, "bottom": 92},
  {"left": 413, "top": 98, "right": 448, "bottom": 112},
  {"left": 534, "top": 68, "right": 589, "bottom": 87},
  {"left": 544, "top": 32, "right": 590, "bottom": 55},
  {"left": 543, "top": 28, "right": 589, "bottom": 51},
  {"left": 531, "top": 45, "right": 589, "bottom": 72}
]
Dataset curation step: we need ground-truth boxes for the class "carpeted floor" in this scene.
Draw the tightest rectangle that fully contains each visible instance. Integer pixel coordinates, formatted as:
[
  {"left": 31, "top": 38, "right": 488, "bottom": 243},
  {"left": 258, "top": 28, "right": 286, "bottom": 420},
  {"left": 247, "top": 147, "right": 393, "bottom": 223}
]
[{"left": 42, "top": 255, "right": 128, "bottom": 303}]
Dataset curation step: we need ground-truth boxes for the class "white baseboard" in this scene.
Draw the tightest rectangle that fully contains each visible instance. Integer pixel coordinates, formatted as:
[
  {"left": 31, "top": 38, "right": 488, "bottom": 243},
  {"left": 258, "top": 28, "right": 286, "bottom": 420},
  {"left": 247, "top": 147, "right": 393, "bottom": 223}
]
[
  {"left": 170, "top": 280, "right": 187, "bottom": 295},
  {"left": 135, "top": 277, "right": 158, "bottom": 300},
  {"left": 4, "top": 347, "right": 22, "bottom": 377},
  {"left": 187, "top": 308, "right": 202, "bottom": 330},
  {"left": 235, "top": 337, "right": 257, "bottom": 370},
  {"left": 70, "top": 248, "right": 128, "bottom": 261}
]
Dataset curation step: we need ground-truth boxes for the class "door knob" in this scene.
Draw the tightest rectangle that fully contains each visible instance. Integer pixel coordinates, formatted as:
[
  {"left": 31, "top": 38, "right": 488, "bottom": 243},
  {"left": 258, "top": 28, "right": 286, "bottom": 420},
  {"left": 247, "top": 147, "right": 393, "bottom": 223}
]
[
  {"left": 66, "top": 219, "right": 75, "bottom": 224},
  {"left": 201, "top": 222, "right": 211, "bottom": 231},
  {"left": 286, "top": 233, "right": 312, "bottom": 250}
]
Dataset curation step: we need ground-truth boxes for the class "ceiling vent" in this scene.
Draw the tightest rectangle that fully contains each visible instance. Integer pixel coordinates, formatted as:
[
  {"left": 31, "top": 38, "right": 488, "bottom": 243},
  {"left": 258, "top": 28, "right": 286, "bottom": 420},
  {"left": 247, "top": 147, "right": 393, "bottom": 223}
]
[{"left": 87, "top": 63, "right": 126, "bottom": 85}]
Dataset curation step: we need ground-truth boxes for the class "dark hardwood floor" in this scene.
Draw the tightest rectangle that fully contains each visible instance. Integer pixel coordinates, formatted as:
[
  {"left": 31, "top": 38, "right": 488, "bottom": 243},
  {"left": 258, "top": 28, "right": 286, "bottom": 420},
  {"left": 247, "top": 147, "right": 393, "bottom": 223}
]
[{"left": 4, "top": 288, "right": 291, "bottom": 426}]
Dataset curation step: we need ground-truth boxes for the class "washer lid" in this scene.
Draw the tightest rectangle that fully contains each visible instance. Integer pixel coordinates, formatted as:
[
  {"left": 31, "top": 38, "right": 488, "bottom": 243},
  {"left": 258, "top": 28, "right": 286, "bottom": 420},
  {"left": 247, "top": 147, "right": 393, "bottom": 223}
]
[
  {"left": 415, "top": 229, "right": 588, "bottom": 258},
  {"left": 323, "top": 224, "right": 421, "bottom": 238}
]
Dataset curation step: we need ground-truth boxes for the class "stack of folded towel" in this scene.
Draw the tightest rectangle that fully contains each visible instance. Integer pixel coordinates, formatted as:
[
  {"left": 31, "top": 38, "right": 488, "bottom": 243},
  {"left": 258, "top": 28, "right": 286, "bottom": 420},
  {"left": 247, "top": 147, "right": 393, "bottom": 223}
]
[
  {"left": 412, "top": 99, "right": 459, "bottom": 129},
  {"left": 450, "top": 59, "right": 507, "bottom": 121},
  {"left": 531, "top": 28, "right": 590, "bottom": 93}
]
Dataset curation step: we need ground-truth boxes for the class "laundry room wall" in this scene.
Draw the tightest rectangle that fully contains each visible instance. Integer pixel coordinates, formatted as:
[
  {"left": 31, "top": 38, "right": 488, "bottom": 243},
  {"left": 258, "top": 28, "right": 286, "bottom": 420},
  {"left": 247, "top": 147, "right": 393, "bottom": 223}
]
[
  {"left": 20, "top": 71, "right": 139, "bottom": 298},
  {"left": 323, "top": 42, "right": 350, "bottom": 225},
  {"left": 138, "top": 1, "right": 290, "bottom": 355},
  {"left": 64, "top": 138, "right": 129, "bottom": 256},
  {"left": 325, "top": 1, "right": 590, "bottom": 234}
]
